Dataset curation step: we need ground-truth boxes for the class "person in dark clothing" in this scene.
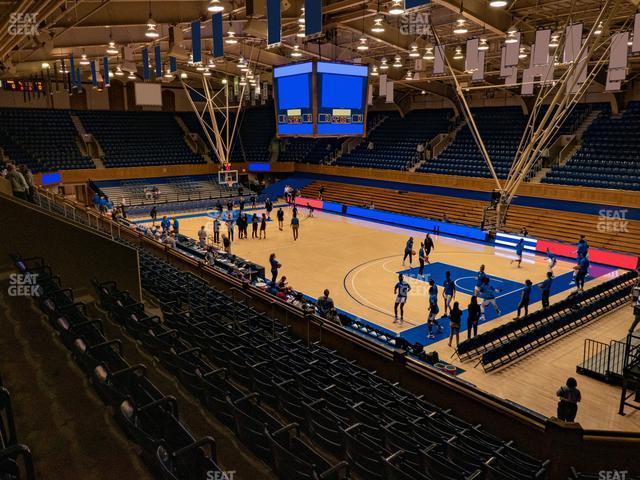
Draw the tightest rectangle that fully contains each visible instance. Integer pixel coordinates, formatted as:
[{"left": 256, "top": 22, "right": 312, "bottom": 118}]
[
  {"left": 259, "top": 213, "right": 267, "bottom": 239},
  {"left": 277, "top": 208, "right": 285, "bottom": 230},
  {"left": 150, "top": 206, "right": 157, "bottom": 225},
  {"left": 448, "top": 302, "right": 462, "bottom": 347},
  {"left": 517, "top": 279, "right": 533, "bottom": 318},
  {"left": 269, "top": 253, "right": 281, "bottom": 285},
  {"left": 467, "top": 296, "right": 481, "bottom": 339},
  {"left": 251, "top": 214, "right": 259, "bottom": 239},
  {"left": 539, "top": 272, "right": 554, "bottom": 309},
  {"left": 316, "top": 289, "right": 335, "bottom": 318},
  {"left": 556, "top": 377, "right": 581, "bottom": 422}
]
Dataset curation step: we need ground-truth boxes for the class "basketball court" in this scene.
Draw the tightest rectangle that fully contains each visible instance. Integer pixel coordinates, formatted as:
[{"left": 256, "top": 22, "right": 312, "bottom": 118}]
[{"left": 132, "top": 204, "right": 637, "bottom": 431}]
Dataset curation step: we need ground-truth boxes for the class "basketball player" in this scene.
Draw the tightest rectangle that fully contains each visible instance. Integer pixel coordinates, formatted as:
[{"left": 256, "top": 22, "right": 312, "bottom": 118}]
[
  {"left": 291, "top": 215, "right": 300, "bottom": 241},
  {"left": 403, "top": 237, "right": 414, "bottom": 267},
  {"left": 574, "top": 254, "right": 590, "bottom": 291},
  {"left": 277, "top": 208, "right": 285, "bottom": 231},
  {"left": 418, "top": 243, "right": 426, "bottom": 278},
  {"left": 423, "top": 233, "right": 435, "bottom": 264},
  {"left": 427, "top": 279, "right": 442, "bottom": 338},
  {"left": 474, "top": 264, "right": 487, "bottom": 295},
  {"left": 478, "top": 277, "right": 502, "bottom": 320},
  {"left": 517, "top": 279, "right": 533, "bottom": 318},
  {"left": 306, "top": 202, "right": 314, "bottom": 218},
  {"left": 546, "top": 248, "right": 557, "bottom": 272},
  {"left": 251, "top": 213, "right": 259, "bottom": 239},
  {"left": 259, "top": 213, "right": 267, "bottom": 239},
  {"left": 511, "top": 238, "right": 525, "bottom": 268},
  {"left": 393, "top": 274, "right": 411, "bottom": 324},
  {"left": 213, "top": 217, "right": 220, "bottom": 244},
  {"left": 442, "top": 271, "right": 456, "bottom": 316}
]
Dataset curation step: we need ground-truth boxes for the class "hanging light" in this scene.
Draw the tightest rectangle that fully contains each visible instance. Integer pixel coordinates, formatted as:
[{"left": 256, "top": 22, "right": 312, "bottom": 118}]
[
  {"left": 505, "top": 28, "right": 519, "bottom": 44},
  {"left": 453, "top": 46, "right": 464, "bottom": 60},
  {"left": 145, "top": 16, "right": 159, "bottom": 38},
  {"left": 628, "top": 35, "right": 634, "bottom": 47},
  {"left": 405, "top": 70, "right": 413, "bottom": 80},
  {"left": 164, "top": 68, "right": 173, "bottom": 78},
  {"left": 297, "top": 24, "right": 305, "bottom": 37},
  {"left": 594, "top": 21, "right": 603, "bottom": 35},
  {"left": 409, "top": 43, "right": 420, "bottom": 57},
  {"left": 518, "top": 46, "right": 527, "bottom": 59},
  {"left": 389, "top": 0, "right": 404, "bottom": 15},
  {"left": 371, "top": 65, "right": 379, "bottom": 76},
  {"left": 549, "top": 33, "right": 560, "bottom": 48},
  {"left": 478, "top": 38, "right": 489, "bottom": 51},
  {"left": 207, "top": 0, "right": 225, "bottom": 13},
  {"left": 380, "top": 57, "right": 389, "bottom": 70},
  {"left": 291, "top": 45, "right": 303, "bottom": 57},
  {"left": 108, "top": 71, "right": 114, "bottom": 78},
  {"left": 392, "top": 55, "right": 402, "bottom": 67},
  {"left": 225, "top": 29, "right": 238, "bottom": 44},
  {"left": 203, "top": 68, "right": 212, "bottom": 76},
  {"left": 221, "top": 78, "right": 228, "bottom": 84},
  {"left": 423, "top": 46, "right": 435, "bottom": 60},
  {"left": 41, "top": 62, "right": 50, "bottom": 69},
  {"left": 127, "top": 72, "right": 136, "bottom": 80},
  {"left": 371, "top": 16, "right": 385, "bottom": 33},
  {"left": 421, "top": 90, "right": 426, "bottom": 94},
  {"left": 180, "top": 72, "right": 188, "bottom": 79},
  {"left": 115, "top": 65, "right": 124, "bottom": 76},
  {"left": 208, "top": 58, "right": 216, "bottom": 68},
  {"left": 489, "top": 0, "right": 508, "bottom": 6},
  {"left": 196, "top": 63, "right": 206, "bottom": 71},
  {"left": 239, "top": 77, "right": 247, "bottom": 86},
  {"left": 106, "top": 40, "right": 118, "bottom": 55},
  {"left": 237, "top": 56, "right": 248, "bottom": 68},
  {"left": 357, "top": 36, "right": 369, "bottom": 51},
  {"left": 298, "top": 7, "right": 305, "bottom": 24},
  {"left": 79, "top": 53, "right": 90, "bottom": 65},
  {"left": 453, "top": 17, "right": 468, "bottom": 35}
]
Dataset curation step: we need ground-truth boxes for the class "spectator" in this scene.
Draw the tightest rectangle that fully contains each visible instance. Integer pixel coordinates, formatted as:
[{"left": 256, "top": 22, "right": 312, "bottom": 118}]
[
  {"left": 17, "top": 165, "right": 34, "bottom": 201},
  {"left": 325, "top": 308, "right": 341, "bottom": 325},
  {"left": 448, "top": 301, "right": 462, "bottom": 347},
  {"left": 277, "top": 276, "right": 293, "bottom": 295},
  {"left": 204, "top": 247, "right": 216, "bottom": 265},
  {"left": 467, "top": 296, "right": 481, "bottom": 339},
  {"left": 172, "top": 217, "right": 179, "bottom": 235},
  {"left": 556, "top": 377, "right": 581, "bottom": 422},
  {"left": 222, "top": 234, "right": 231, "bottom": 253},
  {"left": 367, "top": 140, "right": 374, "bottom": 150},
  {"left": 160, "top": 216, "right": 170, "bottom": 232},
  {"left": 150, "top": 206, "right": 157, "bottom": 225},
  {"left": 416, "top": 142, "right": 425, "bottom": 160},
  {"left": 316, "top": 289, "right": 335, "bottom": 318},
  {"left": 520, "top": 226, "right": 529, "bottom": 237},
  {"left": 5, "top": 164, "right": 29, "bottom": 201},
  {"left": 213, "top": 217, "right": 221, "bottom": 243},
  {"left": 164, "top": 233, "right": 177, "bottom": 249},
  {"left": 269, "top": 253, "right": 281, "bottom": 285},
  {"left": 198, "top": 226, "right": 207, "bottom": 248}
]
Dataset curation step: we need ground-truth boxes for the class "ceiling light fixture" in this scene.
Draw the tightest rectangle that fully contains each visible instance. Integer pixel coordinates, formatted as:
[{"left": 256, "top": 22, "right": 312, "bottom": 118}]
[
  {"left": 225, "top": 29, "right": 238, "bottom": 44},
  {"left": 291, "top": 45, "right": 303, "bottom": 57},
  {"left": 392, "top": 54, "right": 402, "bottom": 67},
  {"left": 207, "top": 0, "right": 225, "bottom": 13},
  {"left": 489, "top": 0, "right": 508, "bottom": 7},
  {"left": 357, "top": 36, "right": 369, "bottom": 51},
  {"left": 478, "top": 38, "right": 489, "bottom": 51},
  {"left": 389, "top": 0, "right": 404, "bottom": 15},
  {"left": 106, "top": 41, "right": 118, "bottom": 55},
  {"left": 423, "top": 46, "right": 435, "bottom": 60},
  {"left": 409, "top": 43, "right": 420, "bottom": 57},
  {"left": 115, "top": 65, "right": 124, "bottom": 76},
  {"left": 453, "top": 17, "right": 468, "bottom": 35},
  {"left": 371, "top": 16, "right": 385, "bottom": 33},
  {"left": 453, "top": 46, "right": 464, "bottom": 60},
  {"left": 145, "top": 16, "right": 159, "bottom": 38},
  {"left": 594, "top": 21, "right": 603, "bottom": 35},
  {"left": 380, "top": 57, "right": 389, "bottom": 70},
  {"left": 371, "top": 65, "right": 379, "bottom": 76},
  {"left": 79, "top": 53, "right": 90, "bottom": 65},
  {"left": 297, "top": 24, "right": 305, "bottom": 37},
  {"left": 127, "top": 72, "right": 136, "bottom": 80},
  {"left": 505, "top": 28, "right": 519, "bottom": 44},
  {"left": 519, "top": 46, "right": 527, "bottom": 59},
  {"left": 549, "top": 33, "right": 559, "bottom": 48}
]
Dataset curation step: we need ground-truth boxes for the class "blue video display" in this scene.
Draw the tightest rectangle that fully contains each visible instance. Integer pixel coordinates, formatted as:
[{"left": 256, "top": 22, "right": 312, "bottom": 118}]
[
  {"left": 273, "top": 61, "right": 369, "bottom": 137},
  {"left": 316, "top": 62, "right": 368, "bottom": 136},
  {"left": 273, "top": 62, "right": 314, "bottom": 135}
]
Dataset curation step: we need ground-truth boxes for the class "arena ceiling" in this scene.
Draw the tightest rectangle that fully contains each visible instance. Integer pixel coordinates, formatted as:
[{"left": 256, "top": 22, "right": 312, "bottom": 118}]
[{"left": 0, "top": 0, "right": 638, "bottom": 99}]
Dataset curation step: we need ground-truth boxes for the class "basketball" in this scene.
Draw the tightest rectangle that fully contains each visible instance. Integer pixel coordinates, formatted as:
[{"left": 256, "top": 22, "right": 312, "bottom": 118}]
[{"left": 412, "top": 250, "right": 416, "bottom": 255}]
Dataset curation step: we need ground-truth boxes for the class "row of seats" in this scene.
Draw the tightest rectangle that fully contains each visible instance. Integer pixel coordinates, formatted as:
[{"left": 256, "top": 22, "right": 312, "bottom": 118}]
[
  {"left": 543, "top": 102, "right": 640, "bottom": 190},
  {"left": 13, "top": 255, "right": 228, "bottom": 480},
  {"left": 0, "top": 108, "right": 93, "bottom": 173},
  {"left": 0, "top": 377, "right": 36, "bottom": 480},
  {"left": 480, "top": 272, "right": 637, "bottom": 371},
  {"left": 78, "top": 110, "right": 205, "bottom": 168},
  {"left": 92, "top": 246, "right": 550, "bottom": 480},
  {"left": 336, "top": 109, "right": 452, "bottom": 171},
  {"left": 457, "top": 270, "right": 639, "bottom": 361}
]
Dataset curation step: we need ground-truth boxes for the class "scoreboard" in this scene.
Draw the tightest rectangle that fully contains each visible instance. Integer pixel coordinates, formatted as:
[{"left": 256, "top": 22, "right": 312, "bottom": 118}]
[{"left": 273, "top": 61, "right": 369, "bottom": 137}]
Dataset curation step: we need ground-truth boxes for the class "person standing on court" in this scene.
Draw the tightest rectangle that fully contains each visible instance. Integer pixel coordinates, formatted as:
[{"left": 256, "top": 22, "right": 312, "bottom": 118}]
[
  {"left": 277, "top": 207, "right": 285, "bottom": 231},
  {"left": 427, "top": 278, "right": 442, "bottom": 338},
  {"left": 474, "top": 264, "right": 487, "bottom": 295},
  {"left": 466, "top": 296, "right": 481, "bottom": 339},
  {"left": 577, "top": 235, "right": 589, "bottom": 259},
  {"left": 512, "top": 238, "right": 525, "bottom": 268},
  {"left": 418, "top": 243, "right": 426, "bottom": 278},
  {"left": 198, "top": 226, "right": 207, "bottom": 249},
  {"left": 269, "top": 253, "right": 281, "bottom": 285},
  {"left": 259, "top": 213, "right": 267, "bottom": 239},
  {"left": 291, "top": 214, "right": 300, "bottom": 241},
  {"left": 222, "top": 234, "right": 231, "bottom": 253},
  {"left": 478, "top": 277, "right": 501, "bottom": 320},
  {"left": 172, "top": 217, "right": 179, "bottom": 235},
  {"left": 448, "top": 302, "right": 462, "bottom": 347},
  {"left": 251, "top": 213, "right": 259, "bottom": 239},
  {"left": 556, "top": 377, "right": 581, "bottom": 422},
  {"left": 213, "top": 217, "right": 221, "bottom": 244},
  {"left": 265, "top": 198, "right": 273, "bottom": 219},
  {"left": 574, "top": 254, "right": 590, "bottom": 292},
  {"left": 161, "top": 216, "right": 170, "bottom": 233},
  {"left": 539, "top": 272, "right": 553, "bottom": 309},
  {"left": 423, "top": 233, "right": 435, "bottom": 264},
  {"left": 402, "top": 237, "right": 414, "bottom": 267},
  {"left": 517, "top": 279, "right": 533, "bottom": 318},
  {"left": 442, "top": 271, "right": 456, "bottom": 316},
  {"left": 393, "top": 274, "right": 411, "bottom": 324},
  {"left": 227, "top": 218, "right": 234, "bottom": 242}
]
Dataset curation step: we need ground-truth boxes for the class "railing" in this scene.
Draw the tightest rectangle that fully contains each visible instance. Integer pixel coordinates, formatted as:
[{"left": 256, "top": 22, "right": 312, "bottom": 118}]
[
  {"left": 106, "top": 188, "right": 237, "bottom": 207},
  {"left": 580, "top": 339, "right": 610, "bottom": 378},
  {"left": 558, "top": 135, "right": 579, "bottom": 166}
]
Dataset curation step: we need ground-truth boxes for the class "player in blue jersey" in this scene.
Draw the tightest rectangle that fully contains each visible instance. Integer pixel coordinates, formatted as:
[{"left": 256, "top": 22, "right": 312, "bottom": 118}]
[
  {"left": 478, "top": 277, "right": 501, "bottom": 321},
  {"left": 403, "top": 237, "right": 414, "bottom": 267},
  {"left": 474, "top": 264, "right": 488, "bottom": 295},
  {"left": 511, "top": 238, "right": 525, "bottom": 268},
  {"left": 546, "top": 248, "right": 557, "bottom": 272},
  {"left": 574, "top": 255, "right": 590, "bottom": 291},
  {"left": 539, "top": 271, "right": 554, "bottom": 308},
  {"left": 442, "top": 271, "right": 456, "bottom": 316}
]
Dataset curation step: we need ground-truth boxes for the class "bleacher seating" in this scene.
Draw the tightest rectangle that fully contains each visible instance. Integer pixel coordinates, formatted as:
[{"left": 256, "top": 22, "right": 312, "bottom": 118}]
[
  {"left": 0, "top": 378, "right": 36, "bottom": 480},
  {"left": 230, "top": 104, "right": 275, "bottom": 163},
  {"left": 418, "top": 107, "right": 526, "bottom": 178},
  {"left": 454, "top": 271, "right": 638, "bottom": 371},
  {"left": 278, "top": 137, "right": 343, "bottom": 164},
  {"left": 13, "top": 255, "right": 228, "bottom": 480},
  {"left": 335, "top": 109, "right": 452, "bottom": 170},
  {"left": 543, "top": 102, "right": 640, "bottom": 190},
  {"left": 89, "top": 246, "right": 549, "bottom": 480},
  {"left": 0, "top": 108, "right": 93, "bottom": 173},
  {"left": 77, "top": 110, "right": 205, "bottom": 168}
]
